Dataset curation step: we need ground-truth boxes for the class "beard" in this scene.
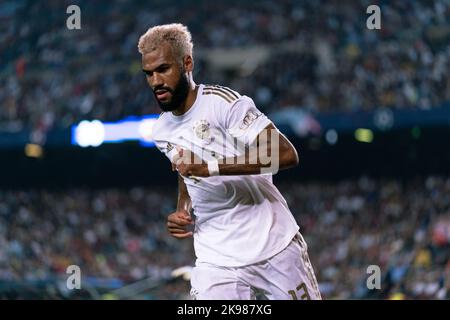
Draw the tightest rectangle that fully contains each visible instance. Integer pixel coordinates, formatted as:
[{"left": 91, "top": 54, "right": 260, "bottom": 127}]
[{"left": 153, "top": 72, "right": 190, "bottom": 112}]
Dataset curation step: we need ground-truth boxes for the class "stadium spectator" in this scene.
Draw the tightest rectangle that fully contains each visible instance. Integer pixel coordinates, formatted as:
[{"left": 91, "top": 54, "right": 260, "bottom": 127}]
[
  {"left": 1, "top": 0, "right": 449, "bottom": 132},
  {"left": 0, "top": 176, "right": 448, "bottom": 299}
]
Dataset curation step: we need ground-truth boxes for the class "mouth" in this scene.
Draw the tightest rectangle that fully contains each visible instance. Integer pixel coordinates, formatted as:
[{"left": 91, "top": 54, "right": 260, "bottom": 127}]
[{"left": 155, "top": 89, "right": 171, "bottom": 101}]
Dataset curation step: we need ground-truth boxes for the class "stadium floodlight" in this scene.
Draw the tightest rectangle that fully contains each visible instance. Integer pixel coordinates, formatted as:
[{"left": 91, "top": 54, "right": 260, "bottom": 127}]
[
  {"left": 24, "top": 143, "right": 44, "bottom": 158},
  {"left": 71, "top": 116, "right": 159, "bottom": 147},
  {"left": 374, "top": 108, "right": 394, "bottom": 131},
  {"left": 325, "top": 129, "right": 338, "bottom": 145},
  {"left": 355, "top": 128, "right": 374, "bottom": 143},
  {"left": 73, "top": 120, "right": 105, "bottom": 147},
  {"left": 138, "top": 119, "right": 156, "bottom": 142}
]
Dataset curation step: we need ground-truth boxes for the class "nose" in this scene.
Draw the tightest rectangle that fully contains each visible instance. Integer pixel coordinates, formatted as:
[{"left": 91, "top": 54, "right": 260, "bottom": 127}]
[{"left": 150, "top": 72, "right": 163, "bottom": 89}]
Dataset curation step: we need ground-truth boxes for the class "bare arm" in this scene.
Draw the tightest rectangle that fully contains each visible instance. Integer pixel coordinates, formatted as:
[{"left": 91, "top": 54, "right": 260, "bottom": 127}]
[
  {"left": 175, "top": 123, "right": 299, "bottom": 177},
  {"left": 166, "top": 174, "right": 193, "bottom": 239},
  {"left": 218, "top": 123, "right": 299, "bottom": 175},
  {"left": 176, "top": 173, "right": 192, "bottom": 212}
]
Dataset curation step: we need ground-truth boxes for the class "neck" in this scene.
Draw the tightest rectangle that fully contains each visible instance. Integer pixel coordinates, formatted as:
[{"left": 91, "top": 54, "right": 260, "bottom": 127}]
[{"left": 172, "top": 77, "right": 197, "bottom": 116}]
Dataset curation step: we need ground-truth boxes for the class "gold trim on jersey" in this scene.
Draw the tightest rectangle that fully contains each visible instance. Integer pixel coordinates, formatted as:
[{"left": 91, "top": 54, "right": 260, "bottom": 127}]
[
  {"left": 203, "top": 88, "right": 233, "bottom": 103},
  {"left": 211, "top": 85, "right": 240, "bottom": 99},
  {"left": 203, "top": 85, "right": 240, "bottom": 104}
]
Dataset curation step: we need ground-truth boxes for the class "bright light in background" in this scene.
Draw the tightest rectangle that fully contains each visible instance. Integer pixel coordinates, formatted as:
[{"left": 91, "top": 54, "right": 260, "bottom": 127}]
[
  {"left": 138, "top": 119, "right": 156, "bottom": 142},
  {"left": 374, "top": 108, "right": 394, "bottom": 131},
  {"left": 25, "top": 144, "right": 43, "bottom": 158},
  {"left": 325, "top": 129, "right": 338, "bottom": 145},
  {"left": 74, "top": 120, "right": 105, "bottom": 147},
  {"left": 355, "top": 128, "right": 374, "bottom": 143},
  {"left": 71, "top": 116, "right": 158, "bottom": 147}
]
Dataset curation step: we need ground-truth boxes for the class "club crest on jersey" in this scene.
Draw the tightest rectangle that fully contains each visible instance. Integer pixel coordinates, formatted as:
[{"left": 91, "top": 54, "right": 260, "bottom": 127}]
[
  {"left": 193, "top": 120, "right": 213, "bottom": 144},
  {"left": 240, "top": 110, "right": 261, "bottom": 130}
]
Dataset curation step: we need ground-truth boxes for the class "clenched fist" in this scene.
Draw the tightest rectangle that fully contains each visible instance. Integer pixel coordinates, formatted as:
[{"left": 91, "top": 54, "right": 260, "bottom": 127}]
[
  {"left": 171, "top": 148, "right": 209, "bottom": 177},
  {"left": 167, "top": 209, "right": 194, "bottom": 239}
]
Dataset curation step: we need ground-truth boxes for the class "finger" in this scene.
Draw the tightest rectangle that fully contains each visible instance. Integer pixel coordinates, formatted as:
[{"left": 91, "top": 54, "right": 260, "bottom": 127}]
[
  {"left": 175, "top": 213, "right": 192, "bottom": 221},
  {"left": 167, "top": 221, "right": 192, "bottom": 228},
  {"left": 175, "top": 146, "right": 184, "bottom": 157},
  {"left": 168, "top": 219, "right": 191, "bottom": 227},
  {"left": 171, "top": 232, "right": 193, "bottom": 239},
  {"left": 169, "top": 225, "right": 192, "bottom": 232},
  {"left": 168, "top": 223, "right": 188, "bottom": 231},
  {"left": 168, "top": 211, "right": 192, "bottom": 222},
  {"left": 175, "top": 157, "right": 186, "bottom": 169},
  {"left": 179, "top": 211, "right": 192, "bottom": 220},
  {"left": 172, "top": 155, "right": 180, "bottom": 168},
  {"left": 176, "top": 164, "right": 189, "bottom": 177},
  {"left": 168, "top": 227, "right": 191, "bottom": 233}
]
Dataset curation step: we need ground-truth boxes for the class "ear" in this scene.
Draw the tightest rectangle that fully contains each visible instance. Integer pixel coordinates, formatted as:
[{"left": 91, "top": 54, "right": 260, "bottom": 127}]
[{"left": 183, "top": 55, "right": 194, "bottom": 73}]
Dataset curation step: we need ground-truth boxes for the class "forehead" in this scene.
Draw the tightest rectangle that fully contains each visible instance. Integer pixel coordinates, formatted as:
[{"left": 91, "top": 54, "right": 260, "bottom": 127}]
[{"left": 142, "top": 42, "right": 176, "bottom": 69}]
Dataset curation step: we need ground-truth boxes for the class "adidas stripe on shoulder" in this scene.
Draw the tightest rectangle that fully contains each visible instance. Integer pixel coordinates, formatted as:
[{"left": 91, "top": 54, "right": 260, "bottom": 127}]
[{"left": 203, "top": 85, "right": 241, "bottom": 104}]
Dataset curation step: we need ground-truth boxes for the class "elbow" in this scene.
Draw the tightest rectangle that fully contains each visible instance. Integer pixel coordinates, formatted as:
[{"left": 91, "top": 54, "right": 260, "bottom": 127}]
[
  {"left": 290, "top": 149, "right": 300, "bottom": 167},
  {"left": 294, "top": 150, "right": 300, "bottom": 167},
  {"left": 281, "top": 148, "right": 299, "bottom": 169}
]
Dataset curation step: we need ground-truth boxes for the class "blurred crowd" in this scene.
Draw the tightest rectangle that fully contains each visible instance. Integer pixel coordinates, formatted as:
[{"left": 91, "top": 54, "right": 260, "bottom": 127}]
[
  {"left": 1, "top": 0, "right": 450, "bottom": 133},
  {"left": 288, "top": 176, "right": 450, "bottom": 300},
  {"left": 0, "top": 176, "right": 448, "bottom": 299},
  {"left": 0, "top": 186, "right": 193, "bottom": 283}
]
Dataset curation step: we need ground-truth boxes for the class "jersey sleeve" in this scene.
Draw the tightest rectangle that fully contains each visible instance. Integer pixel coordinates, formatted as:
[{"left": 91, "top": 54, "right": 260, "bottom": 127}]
[
  {"left": 154, "top": 140, "right": 178, "bottom": 163},
  {"left": 222, "top": 96, "right": 272, "bottom": 146},
  {"left": 152, "top": 120, "right": 178, "bottom": 163}
]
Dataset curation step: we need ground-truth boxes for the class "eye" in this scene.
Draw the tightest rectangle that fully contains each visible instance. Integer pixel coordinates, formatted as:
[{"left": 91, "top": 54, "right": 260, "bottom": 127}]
[{"left": 159, "top": 66, "right": 169, "bottom": 73}]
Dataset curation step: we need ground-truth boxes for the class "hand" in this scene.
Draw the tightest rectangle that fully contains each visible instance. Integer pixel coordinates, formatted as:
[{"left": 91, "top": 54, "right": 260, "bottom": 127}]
[
  {"left": 172, "top": 148, "right": 209, "bottom": 177},
  {"left": 167, "top": 209, "right": 194, "bottom": 239}
]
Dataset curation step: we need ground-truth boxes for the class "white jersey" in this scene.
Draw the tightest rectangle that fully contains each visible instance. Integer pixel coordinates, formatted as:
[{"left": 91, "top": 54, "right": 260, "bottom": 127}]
[{"left": 152, "top": 84, "right": 299, "bottom": 267}]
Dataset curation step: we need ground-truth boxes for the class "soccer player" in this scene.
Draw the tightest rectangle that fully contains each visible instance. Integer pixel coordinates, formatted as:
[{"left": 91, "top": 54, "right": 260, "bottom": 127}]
[{"left": 138, "top": 23, "right": 321, "bottom": 300}]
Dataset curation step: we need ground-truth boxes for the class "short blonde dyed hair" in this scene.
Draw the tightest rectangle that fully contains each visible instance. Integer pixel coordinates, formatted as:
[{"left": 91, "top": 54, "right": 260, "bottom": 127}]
[{"left": 138, "top": 23, "right": 194, "bottom": 64}]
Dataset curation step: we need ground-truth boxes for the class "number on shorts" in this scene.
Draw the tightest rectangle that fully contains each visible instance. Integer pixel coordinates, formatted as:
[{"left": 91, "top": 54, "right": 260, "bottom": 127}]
[{"left": 288, "top": 282, "right": 311, "bottom": 300}]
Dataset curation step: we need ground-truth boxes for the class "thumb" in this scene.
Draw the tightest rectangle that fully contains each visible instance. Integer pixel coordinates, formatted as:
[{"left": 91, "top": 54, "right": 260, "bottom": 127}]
[
  {"left": 176, "top": 146, "right": 184, "bottom": 157},
  {"left": 180, "top": 209, "right": 192, "bottom": 219}
]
